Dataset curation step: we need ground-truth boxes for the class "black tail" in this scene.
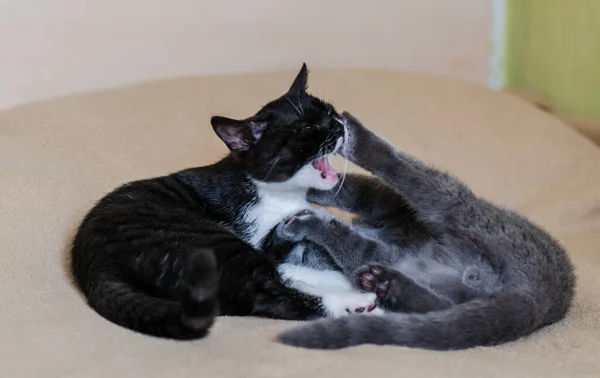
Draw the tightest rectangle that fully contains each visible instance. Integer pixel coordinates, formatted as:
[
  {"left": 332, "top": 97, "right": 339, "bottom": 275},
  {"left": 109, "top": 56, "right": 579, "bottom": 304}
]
[
  {"left": 86, "top": 249, "right": 219, "bottom": 340},
  {"left": 278, "top": 291, "right": 555, "bottom": 350}
]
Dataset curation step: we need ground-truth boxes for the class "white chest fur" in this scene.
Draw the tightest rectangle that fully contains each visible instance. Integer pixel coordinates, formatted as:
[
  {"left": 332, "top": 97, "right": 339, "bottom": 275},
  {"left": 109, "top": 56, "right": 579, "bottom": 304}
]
[
  {"left": 243, "top": 179, "right": 384, "bottom": 317},
  {"left": 244, "top": 182, "right": 308, "bottom": 248}
]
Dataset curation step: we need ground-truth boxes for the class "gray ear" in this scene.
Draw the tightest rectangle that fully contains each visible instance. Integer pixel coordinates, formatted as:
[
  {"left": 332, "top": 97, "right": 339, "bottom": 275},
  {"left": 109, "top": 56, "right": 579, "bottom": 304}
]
[
  {"left": 286, "top": 63, "right": 309, "bottom": 97},
  {"left": 211, "top": 116, "right": 267, "bottom": 152}
]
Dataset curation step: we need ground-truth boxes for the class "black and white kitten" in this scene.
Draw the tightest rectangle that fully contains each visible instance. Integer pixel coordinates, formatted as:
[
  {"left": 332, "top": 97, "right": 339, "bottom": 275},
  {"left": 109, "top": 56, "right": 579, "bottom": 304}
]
[
  {"left": 70, "top": 65, "right": 377, "bottom": 340},
  {"left": 276, "top": 112, "right": 575, "bottom": 350}
]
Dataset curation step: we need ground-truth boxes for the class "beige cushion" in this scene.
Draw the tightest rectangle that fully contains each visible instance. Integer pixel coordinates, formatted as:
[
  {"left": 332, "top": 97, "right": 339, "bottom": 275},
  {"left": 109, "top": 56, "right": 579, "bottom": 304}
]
[{"left": 2, "top": 69, "right": 600, "bottom": 378}]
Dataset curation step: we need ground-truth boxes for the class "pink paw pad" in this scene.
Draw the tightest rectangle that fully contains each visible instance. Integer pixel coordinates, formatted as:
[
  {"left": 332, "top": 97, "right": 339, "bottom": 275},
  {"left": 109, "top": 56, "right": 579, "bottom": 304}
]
[
  {"left": 345, "top": 304, "right": 377, "bottom": 314},
  {"left": 294, "top": 209, "right": 311, "bottom": 217},
  {"left": 359, "top": 272, "right": 376, "bottom": 291},
  {"left": 359, "top": 266, "right": 390, "bottom": 298},
  {"left": 284, "top": 209, "right": 311, "bottom": 225}
]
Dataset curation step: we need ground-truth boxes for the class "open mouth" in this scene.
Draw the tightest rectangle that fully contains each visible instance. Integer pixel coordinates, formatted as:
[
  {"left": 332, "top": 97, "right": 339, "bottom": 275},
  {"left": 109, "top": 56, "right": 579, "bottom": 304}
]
[
  {"left": 312, "top": 156, "right": 338, "bottom": 183},
  {"left": 311, "top": 136, "right": 343, "bottom": 183}
]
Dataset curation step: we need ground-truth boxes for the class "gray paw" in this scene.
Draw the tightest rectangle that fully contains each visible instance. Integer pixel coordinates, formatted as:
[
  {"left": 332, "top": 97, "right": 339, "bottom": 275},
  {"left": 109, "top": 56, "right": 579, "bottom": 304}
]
[
  {"left": 277, "top": 209, "right": 317, "bottom": 241},
  {"left": 340, "top": 111, "right": 366, "bottom": 134},
  {"left": 339, "top": 111, "right": 368, "bottom": 160}
]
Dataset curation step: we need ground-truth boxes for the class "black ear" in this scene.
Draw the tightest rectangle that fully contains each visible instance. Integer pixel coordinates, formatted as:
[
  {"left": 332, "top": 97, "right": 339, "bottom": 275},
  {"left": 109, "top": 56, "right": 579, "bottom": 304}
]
[
  {"left": 286, "top": 63, "right": 308, "bottom": 97},
  {"left": 211, "top": 116, "right": 267, "bottom": 152}
]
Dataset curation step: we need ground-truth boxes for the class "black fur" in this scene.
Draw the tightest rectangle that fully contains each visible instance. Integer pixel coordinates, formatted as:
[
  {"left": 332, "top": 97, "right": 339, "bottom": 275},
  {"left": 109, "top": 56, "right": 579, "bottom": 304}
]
[{"left": 70, "top": 64, "right": 344, "bottom": 339}]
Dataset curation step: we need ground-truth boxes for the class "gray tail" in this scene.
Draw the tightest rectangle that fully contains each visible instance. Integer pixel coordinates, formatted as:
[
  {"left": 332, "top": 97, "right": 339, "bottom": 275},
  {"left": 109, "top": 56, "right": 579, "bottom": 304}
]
[
  {"left": 278, "top": 291, "right": 551, "bottom": 350},
  {"left": 87, "top": 249, "right": 219, "bottom": 340}
]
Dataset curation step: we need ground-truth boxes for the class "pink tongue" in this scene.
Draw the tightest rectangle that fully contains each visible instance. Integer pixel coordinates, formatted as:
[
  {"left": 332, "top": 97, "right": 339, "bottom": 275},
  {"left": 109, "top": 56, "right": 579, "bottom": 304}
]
[{"left": 315, "top": 158, "right": 337, "bottom": 182}]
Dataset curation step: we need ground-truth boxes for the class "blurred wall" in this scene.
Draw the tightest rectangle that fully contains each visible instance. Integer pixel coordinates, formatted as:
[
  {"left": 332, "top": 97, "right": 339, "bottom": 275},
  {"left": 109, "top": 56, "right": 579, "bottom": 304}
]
[{"left": 0, "top": 0, "right": 492, "bottom": 110}]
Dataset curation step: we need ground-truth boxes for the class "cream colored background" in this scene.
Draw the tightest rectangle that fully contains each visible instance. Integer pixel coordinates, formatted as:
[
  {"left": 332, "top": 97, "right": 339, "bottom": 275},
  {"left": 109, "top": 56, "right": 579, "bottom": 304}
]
[{"left": 0, "top": 0, "right": 491, "bottom": 110}]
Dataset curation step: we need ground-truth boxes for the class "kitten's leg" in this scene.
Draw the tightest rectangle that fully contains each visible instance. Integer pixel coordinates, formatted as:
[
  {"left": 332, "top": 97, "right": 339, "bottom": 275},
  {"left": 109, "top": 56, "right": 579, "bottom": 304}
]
[
  {"left": 210, "top": 244, "right": 325, "bottom": 320},
  {"left": 253, "top": 234, "right": 379, "bottom": 318},
  {"left": 356, "top": 264, "right": 454, "bottom": 313},
  {"left": 116, "top": 239, "right": 324, "bottom": 321},
  {"left": 278, "top": 209, "right": 394, "bottom": 277},
  {"left": 307, "top": 173, "right": 414, "bottom": 221},
  {"left": 276, "top": 214, "right": 451, "bottom": 313},
  {"left": 339, "top": 111, "right": 481, "bottom": 230},
  {"left": 277, "top": 264, "right": 381, "bottom": 316}
]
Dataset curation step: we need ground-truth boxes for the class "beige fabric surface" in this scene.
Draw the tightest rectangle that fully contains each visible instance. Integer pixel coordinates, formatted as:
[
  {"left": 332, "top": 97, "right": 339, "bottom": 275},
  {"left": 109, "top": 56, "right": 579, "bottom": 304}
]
[{"left": 2, "top": 69, "right": 600, "bottom": 378}]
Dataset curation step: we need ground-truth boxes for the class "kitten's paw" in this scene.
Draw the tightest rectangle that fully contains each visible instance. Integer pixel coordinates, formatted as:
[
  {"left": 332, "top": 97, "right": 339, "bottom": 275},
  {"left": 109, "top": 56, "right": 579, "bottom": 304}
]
[
  {"left": 278, "top": 209, "right": 318, "bottom": 240},
  {"left": 355, "top": 264, "right": 391, "bottom": 299},
  {"left": 285, "top": 209, "right": 314, "bottom": 223},
  {"left": 340, "top": 111, "right": 367, "bottom": 134},
  {"left": 321, "top": 292, "right": 379, "bottom": 318}
]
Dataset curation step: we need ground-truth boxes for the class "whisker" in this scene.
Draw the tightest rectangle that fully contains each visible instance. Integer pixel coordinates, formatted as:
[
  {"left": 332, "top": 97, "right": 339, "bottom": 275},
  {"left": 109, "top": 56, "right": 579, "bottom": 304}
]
[
  {"left": 334, "top": 161, "right": 348, "bottom": 199},
  {"left": 317, "top": 145, "right": 324, "bottom": 161},
  {"left": 263, "top": 157, "right": 281, "bottom": 181},
  {"left": 333, "top": 123, "right": 350, "bottom": 198},
  {"left": 284, "top": 94, "right": 302, "bottom": 116}
]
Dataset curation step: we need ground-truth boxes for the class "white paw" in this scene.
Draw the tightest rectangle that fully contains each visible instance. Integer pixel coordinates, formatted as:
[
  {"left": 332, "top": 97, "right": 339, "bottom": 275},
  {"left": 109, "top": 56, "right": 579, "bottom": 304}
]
[{"left": 321, "top": 292, "right": 379, "bottom": 318}]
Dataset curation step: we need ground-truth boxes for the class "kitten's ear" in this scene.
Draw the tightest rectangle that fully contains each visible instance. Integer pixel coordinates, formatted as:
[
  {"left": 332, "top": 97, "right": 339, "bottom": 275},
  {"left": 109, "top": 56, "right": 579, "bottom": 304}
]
[
  {"left": 211, "top": 116, "right": 267, "bottom": 152},
  {"left": 286, "top": 63, "right": 309, "bottom": 97}
]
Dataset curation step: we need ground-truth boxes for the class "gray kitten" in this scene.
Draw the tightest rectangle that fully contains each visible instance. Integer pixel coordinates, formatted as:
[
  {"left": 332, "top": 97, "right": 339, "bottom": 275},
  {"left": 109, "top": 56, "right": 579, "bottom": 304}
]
[{"left": 275, "top": 111, "right": 575, "bottom": 350}]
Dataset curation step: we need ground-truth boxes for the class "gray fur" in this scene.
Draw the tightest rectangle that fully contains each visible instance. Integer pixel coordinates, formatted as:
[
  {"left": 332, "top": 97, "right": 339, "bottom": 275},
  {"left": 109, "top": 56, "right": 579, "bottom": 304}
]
[{"left": 276, "top": 111, "right": 575, "bottom": 350}]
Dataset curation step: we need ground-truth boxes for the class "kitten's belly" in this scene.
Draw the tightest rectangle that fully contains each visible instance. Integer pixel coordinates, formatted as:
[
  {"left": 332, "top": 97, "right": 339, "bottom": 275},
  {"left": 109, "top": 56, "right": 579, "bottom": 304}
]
[
  {"left": 393, "top": 256, "right": 462, "bottom": 285},
  {"left": 391, "top": 247, "right": 501, "bottom": 300}
]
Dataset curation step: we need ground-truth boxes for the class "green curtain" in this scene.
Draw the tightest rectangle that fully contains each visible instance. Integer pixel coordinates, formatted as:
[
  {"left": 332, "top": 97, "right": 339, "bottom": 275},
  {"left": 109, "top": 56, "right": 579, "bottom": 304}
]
[{"left": 504, "top": 0, "right": 600, "bottom": 122}]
